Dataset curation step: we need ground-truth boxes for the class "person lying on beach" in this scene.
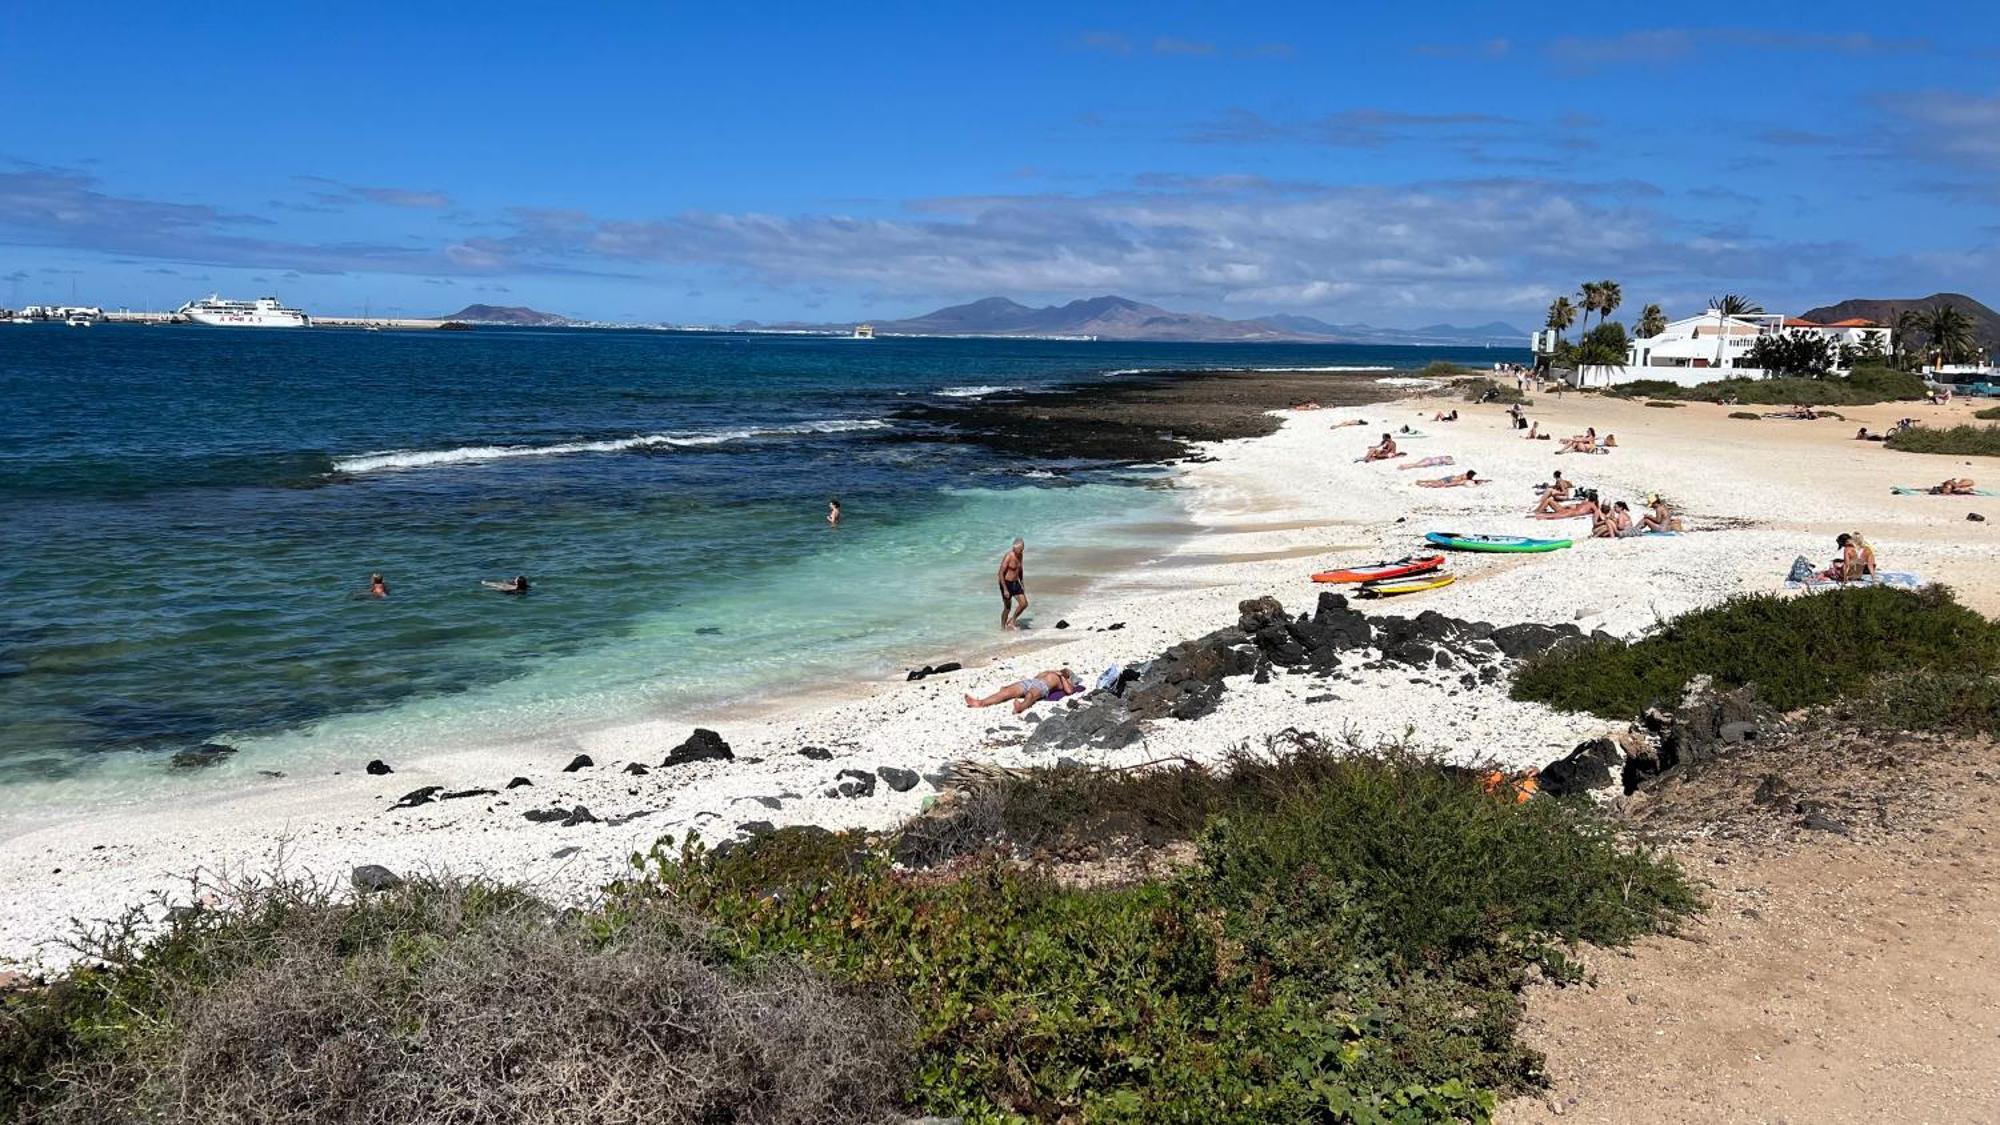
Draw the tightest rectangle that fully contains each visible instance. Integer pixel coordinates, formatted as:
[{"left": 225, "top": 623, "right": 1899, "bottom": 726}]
[
  {"left": 1331, "top": 418, "right": 1368, "bottom": 428},
  {"left": 1362, "top": 434, "right": 1400, "bottom": 462},
  {"left": 965, "top": 668, "right": 1078, "bottom": 714},
  {"left": 1523, "top": 421, "right": 1540, "bottom": 440},
  {"left": 482, "top": 575, "right": 531, "bottom": 594},
  {"left": 1529, "top": 475, "right": 1573, "bottom": 514},
  {"left": 1429, "top": 409, "right": 1460, "bottom": 422},
  {"left": 1397, "top": 455, "right": 1456, "bottom": 470},
  {"left": 1291, "top": 399, "right": 1324, "bottom": 410},
  {"left": 1933, "top": 478, "right": 1977, "bottom": 495},
  {"left": 998, "top": 538, "right": 1029, "bottom": 629},
  {"left": 1592, "top": 501, "right": 1633, "bottom": 538},
  {"left": 369, "top": 573, "right": 387, "bottom": 598},
  {"left": 1417, "top": 470, "right": 1486, "bottom": 488},
  {"left": 1556, "top": 435, "right": 1598, "bottom": 454},
  {"left": 1636, "top": 494, "right": 1684, "bottom": 533},
  {"left": 1533, "top": 497, "right": 1602, "bottom": 521},
  {"left": 1773, "top": 404, "right": 1820, "bottom": 420}
]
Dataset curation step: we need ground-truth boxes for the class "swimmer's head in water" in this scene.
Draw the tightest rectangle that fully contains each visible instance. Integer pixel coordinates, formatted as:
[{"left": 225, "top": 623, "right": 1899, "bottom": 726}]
[
  {"left": 370, "top": 573, "right": 383, "bottom": 583},
  {"left": 515, "top": 575, "right": 529, "bottom": 588}
]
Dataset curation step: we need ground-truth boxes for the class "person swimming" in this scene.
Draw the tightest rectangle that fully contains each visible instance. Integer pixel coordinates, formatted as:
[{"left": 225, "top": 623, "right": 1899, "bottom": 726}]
[
  {"left": 827, "top": 497, "right": 842, "bottom": 527},
  {"left": 482, "top": 575, "right": 531, "bottom": 594},
  {"left": 964, "top": 668, "right": 1078, "bottom": 714},
  {"left": 368, "top": 573, "right": 387, "bottom": 598}
]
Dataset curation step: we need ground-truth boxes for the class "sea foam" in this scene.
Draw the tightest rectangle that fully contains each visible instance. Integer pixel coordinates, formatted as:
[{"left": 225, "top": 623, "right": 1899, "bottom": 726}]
[{"left": 333, "top": 419, "right": 887, "bottom": 474}]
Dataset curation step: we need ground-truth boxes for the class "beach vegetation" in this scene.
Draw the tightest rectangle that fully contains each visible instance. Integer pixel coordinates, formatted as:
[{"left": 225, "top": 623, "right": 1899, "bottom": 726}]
[
  {"left": 1920, "top": 302, "right": 1980, "bottom": 366},
  {"left": 1974, "top": 405, "right": 2000, "bottom": 420},
  {"left": 1416, "top": 360, "right": 1476, "bottom": 379},
  {"left": 1512, "top": 587, "right": 2000, "bottom": 720},
  {"left": 1636, "top": 302, "right": 1667, "bottom": 339},
  {"left": 1745, "top": 330, "right": 1837, "bottom": 378},
  {"left": 1606, "top": 366, "right": 1926, "bottom": 406},
  {"left": 1728, "top": 411, "right": 1761, "bottom": 419},
  {"left": 1851, "top": 669, "right": 2000, "bottom": 740},
  {"left": 1573, "top": 321, "right": 1629, "bottom": 367},
  {"left": 1, "top": 736, "right": 1698, "bottom": 1123},
  {"left": 1883, "top": 423, "right": 2000, "bottom": 456},
  {"left": 1709, "top": 293, "right": 1763, "bottom": 316}
]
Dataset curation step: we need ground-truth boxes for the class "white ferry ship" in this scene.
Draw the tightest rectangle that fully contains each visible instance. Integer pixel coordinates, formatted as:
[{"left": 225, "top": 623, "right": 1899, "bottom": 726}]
[{"left": 177, "top": 295, "right": 313, "bottom": 328}]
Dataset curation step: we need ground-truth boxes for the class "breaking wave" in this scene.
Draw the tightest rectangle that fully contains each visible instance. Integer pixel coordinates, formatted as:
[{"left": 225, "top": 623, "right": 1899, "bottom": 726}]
[{"left": 333, "top": 419, "right": 888, "bottom": 474}]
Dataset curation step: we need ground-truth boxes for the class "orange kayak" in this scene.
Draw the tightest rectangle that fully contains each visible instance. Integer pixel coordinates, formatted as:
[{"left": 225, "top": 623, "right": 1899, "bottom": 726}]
[{"left": 1312, "top": 553, "right": 1445, "bottom": 585}]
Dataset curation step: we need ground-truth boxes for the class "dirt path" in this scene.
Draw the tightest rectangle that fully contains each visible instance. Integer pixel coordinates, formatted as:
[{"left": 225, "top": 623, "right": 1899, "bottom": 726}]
[{"left": 1500, "top": 733, "right": 2000, "bottom": 1123}]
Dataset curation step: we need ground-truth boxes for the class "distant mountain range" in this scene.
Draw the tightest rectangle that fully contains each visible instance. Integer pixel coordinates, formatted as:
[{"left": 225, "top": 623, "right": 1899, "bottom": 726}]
[
  {"left": 1799, "top": 292, "right": 2000, "bottom": 350},
  {"left": 437, "top": 304, "right": 571, "bottom": 326},
  {"left": 758, "top": 295, "right": 1525, "bottom": 345}
]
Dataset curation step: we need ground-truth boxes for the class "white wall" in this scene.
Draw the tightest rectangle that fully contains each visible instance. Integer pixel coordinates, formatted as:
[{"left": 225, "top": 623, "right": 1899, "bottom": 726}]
[{"left": 1571, "top": 365, "right": 1769, "bottom": 388}]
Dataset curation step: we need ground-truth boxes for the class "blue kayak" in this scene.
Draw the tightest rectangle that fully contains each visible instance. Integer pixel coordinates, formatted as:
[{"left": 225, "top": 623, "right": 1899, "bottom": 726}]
[{"left": 1424, "top": 532, "right": 1572, "bottom": 553}]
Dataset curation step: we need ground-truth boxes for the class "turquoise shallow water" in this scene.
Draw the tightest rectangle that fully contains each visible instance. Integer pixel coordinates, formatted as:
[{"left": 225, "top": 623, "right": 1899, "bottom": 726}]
[{"left": 0, "top": 325, "right": 1522, "bottom": 797}]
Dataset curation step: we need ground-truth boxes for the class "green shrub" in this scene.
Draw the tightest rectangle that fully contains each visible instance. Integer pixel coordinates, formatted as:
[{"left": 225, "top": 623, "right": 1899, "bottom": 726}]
[
  {"left": 1607, "top": 369, "right": 1926, "bottom": 406},
  {"left": 1729, "top": 411, "right": 1761, "bottom": 420},
  {"left": 1512, "top": 587, "right": 2000, "bottom": 719},
  {"left": 1974, "top": 405, "right": 2000, "bottom": 420},
  {"left": 1417, "top": 360, "right": 1475, "bottom": 379},
  {"left": 1644, "top": 401, "right": 1686, "bottom": 408},
  {"left": 1850, "top": 670, "right": 2000, "bottom": 739},
  {"left": 624, "top": 739, "right": 1694, "bottom": 1121},
  {"left": 1883, "top": 423, "right": 2000, "bottom": 456}
]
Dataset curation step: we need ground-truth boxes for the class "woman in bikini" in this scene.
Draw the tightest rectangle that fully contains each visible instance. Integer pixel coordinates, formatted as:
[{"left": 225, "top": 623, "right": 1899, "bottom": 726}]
[
  {"left": 1934, "top": 478, "right": 1977, "bottom": 495},
  {"left": 1592, "top": 500, "right": 1634, "bottom": 538},
  {"left": 1363, "top": 434, "right": 1400, "bottom": 462},
  {"left": 964, "top": 668, "right": 1078, "bottom": 714},
  {"left": 1417, "top": 470, "right": 1485, "bottom": 488}
]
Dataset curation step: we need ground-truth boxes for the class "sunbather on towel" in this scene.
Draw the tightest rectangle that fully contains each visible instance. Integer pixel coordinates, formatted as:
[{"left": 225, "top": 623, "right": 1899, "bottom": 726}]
[
  {"left": 1362, "top": 434, "right": 1400, "bottom": 462},
  {"left": 965, "top": 668, "right": 1079, "bottom": 714},
  {"left": 1417, "top": 470, "right": 1486, "bottom": 488},
  {"left": 1636, "top": 494, "right": 1684, "bottom": 533},
  {"left": 1534, "top": 496, "right": 1602, "bottom": 520},
  {"left": 1934, "top": 478, "right": 1977, "bottom": 495},
  {"left": 1397, "top": 455, "right": 1455, "bottom": 470}
]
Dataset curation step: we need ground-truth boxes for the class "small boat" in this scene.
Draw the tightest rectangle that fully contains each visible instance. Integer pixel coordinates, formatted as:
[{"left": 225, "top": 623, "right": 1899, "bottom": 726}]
[
  {"left": 851, "top": 324, "right": 875, "bottom": 340},
  {"left": 1425, "top": 532, "right": 1571, "bottom": 553},
  {"left": 65, "top": 315, "right": 91, "bottom": 327},
  {"left": 1312, "top": 554, "right": 1445, "bottom": 584},
  {"left": 1357, "top": 572, "right": 1457, "bottom": 598}
]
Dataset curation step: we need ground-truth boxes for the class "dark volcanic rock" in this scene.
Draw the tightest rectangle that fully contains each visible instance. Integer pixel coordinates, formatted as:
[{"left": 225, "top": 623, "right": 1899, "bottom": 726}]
[
  {"left": 664, "top": 728, "right": 734, "bottom": 767},
  {"left": 736, "top": 820, "right": 776, "bottom": 838},
  {"left": 1539, "top": 738, "right": 1624, "bottom": 797},
  {"left": 390, "top": 786, "right": 443, "bottom": 809},
  {"left": 506, "top": 776, "right": 533, "bottom": 789},
  {"left": 830, "top": 769, "right": 877, "bottom": 799},
  {"left": 797, "top": 746, "right": 834, "bottom": 761},
  {"left": 365, "top": 759, "right": 393, "bottom": 776},
  {"left": 623, "top": 762, "right": 650, "bottom": 776},
  {"left": 877, "top": 766, "right": 920, "bottom": 792},
  {"left": 441, "top": 787, "right": 497, "bottom": 800},
  {"left": 169, "top": 743, "right": 237, "bottom": 770},
  {"left": 1488, "top": 622, "right": 1585, "bottom": 660},
  {"left": 562, "top": 754, "right": 593, "bottom": 773},
  {"left": 350, "top": 865, "right": 403, "bottom": 893},
  {"left": 525, "top": 805, "right": 598, "bottom": 826}
]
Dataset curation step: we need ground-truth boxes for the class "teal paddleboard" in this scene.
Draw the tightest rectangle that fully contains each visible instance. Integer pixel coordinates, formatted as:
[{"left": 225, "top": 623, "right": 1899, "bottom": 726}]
[{"left": 1425, "top": 532, "right": 1572, "bottom": 553}]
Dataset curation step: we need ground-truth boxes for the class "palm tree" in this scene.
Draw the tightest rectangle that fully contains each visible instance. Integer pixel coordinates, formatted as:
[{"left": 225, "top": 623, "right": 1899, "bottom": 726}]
[
  {"left": 1637, "top": 302, "right": 1667, "bottom": 339},
  {"left": 1893, "top": 308, "right": 1926, "bottom": 368},
  {"left": 1577, "top": 281, "right": 1603, "bottom": 333},
  {"left": 1921, "top": 302, "right": 1976, "bottom": 367},
  {"left": 1707, "top": 293, "right": 1763, "bottom": 316},
  {"left": 1546, "top": 296, "right": 1577, "bottom": 344},
  {"left": 1595, "top": 280, "right": 1623, "bottom": 331}
]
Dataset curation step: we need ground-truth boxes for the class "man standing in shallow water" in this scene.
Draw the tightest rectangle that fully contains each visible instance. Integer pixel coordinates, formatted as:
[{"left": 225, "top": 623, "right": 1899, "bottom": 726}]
[{"left": 997, "top": 538, "right": 1028, "bottom": 629}]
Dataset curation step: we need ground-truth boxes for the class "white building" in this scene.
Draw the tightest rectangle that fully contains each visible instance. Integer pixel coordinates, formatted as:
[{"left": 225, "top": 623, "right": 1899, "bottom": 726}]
[{"left": 1556, "top": 307, "right": 1891, "bottom": 388}]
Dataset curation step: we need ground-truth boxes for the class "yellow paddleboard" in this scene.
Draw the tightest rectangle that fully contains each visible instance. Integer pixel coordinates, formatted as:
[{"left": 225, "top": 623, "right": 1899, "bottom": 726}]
[{"left": 1358, "top": 573, "right": 1456, "bottom": 598}]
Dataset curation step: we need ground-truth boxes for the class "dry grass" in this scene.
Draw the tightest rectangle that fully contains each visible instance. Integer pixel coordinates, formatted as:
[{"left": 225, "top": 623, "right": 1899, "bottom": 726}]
[{"left": 14, "top": 878, "right": 910, "bottom": 1124}]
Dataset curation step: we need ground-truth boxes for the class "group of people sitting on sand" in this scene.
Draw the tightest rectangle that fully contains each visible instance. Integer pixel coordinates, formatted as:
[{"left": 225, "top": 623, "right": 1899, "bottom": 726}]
[
  {"left": 1774, "top": 404, "right": 1821, "bottom": 420},
  {"left": 1530, "top": 473, "right": 1681, "bottom": 538},
  {"left": 1820, "top": 533, "right": 1878, "bottom": 582}
]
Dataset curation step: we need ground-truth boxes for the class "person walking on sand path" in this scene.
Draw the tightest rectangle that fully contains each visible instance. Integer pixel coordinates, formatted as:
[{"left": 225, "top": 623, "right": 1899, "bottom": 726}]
[
  {"left": 965, "top": 668, "right": 1077, "bottom": 714},
  {"left": 998, "top": 538, "right": 1028, "bottom": 629}
]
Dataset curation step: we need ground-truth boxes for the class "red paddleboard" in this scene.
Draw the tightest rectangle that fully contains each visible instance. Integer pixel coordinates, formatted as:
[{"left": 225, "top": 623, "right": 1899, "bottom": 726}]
[{"left": 1311, "top": 554, "right": 1445, "bottom": 585}]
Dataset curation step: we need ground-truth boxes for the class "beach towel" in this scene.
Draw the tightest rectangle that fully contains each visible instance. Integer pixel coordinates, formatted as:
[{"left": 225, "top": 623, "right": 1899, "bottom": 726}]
[
  {"left": 1787, "top": 571, "right": 1926, "bottom": 591},
  {"left": 1891, "top": 485, "right": 1996, "bottom": 496}
]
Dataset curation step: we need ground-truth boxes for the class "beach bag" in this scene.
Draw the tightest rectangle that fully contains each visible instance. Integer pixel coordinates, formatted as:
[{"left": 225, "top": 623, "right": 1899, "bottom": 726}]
[
  {"left": 1094, "top": 665, "right": 1124, "bottom": 693},
  {"left": 1786, "top": 556, "right": 1816, "bottom": 583}
]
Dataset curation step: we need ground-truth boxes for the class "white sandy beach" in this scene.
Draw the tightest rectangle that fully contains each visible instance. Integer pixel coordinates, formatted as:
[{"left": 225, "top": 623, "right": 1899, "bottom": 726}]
[{"left": 4, "top": 387, "right": 1995, "bottom": 970}]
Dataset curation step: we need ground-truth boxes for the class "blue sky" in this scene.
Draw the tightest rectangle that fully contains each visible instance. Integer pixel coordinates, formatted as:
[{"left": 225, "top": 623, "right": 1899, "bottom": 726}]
[{"left": 3, "top": 1, "right": 1997, "bottom": 326}]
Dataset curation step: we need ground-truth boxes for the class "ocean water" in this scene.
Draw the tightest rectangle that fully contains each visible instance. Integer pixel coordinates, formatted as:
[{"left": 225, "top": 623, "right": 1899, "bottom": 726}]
[{"left": 0, "top": 325, "right": 1521, "bottom": 797}]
